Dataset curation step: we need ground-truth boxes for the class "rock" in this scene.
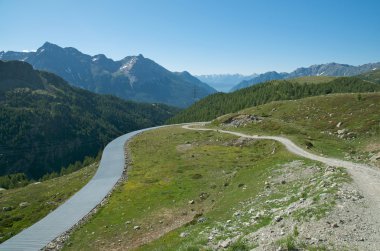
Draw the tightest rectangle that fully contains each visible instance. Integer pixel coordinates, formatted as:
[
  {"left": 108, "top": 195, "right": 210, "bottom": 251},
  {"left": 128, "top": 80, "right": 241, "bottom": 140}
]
[
  {"left": 179, "top": 232, "right": 188, "bottom": 238},
  {"left": 370, "top": 153, "right": 380, "bottom": 162},
  {"left": 199, "top": 192, "right": 209, "bottom": 200},
  {"left": 19, "top": 202, "right": 30, "bottom": 208},
  {"left": 46, "top": 242, "right": 57, "bottom": 249},
  {"left": 233, "top": 211, "right": 242, "bottom": 217},
  {"left": 197, "top": 217, "right": 207, "bottom": 223},
  {"left": 2, "top": 206, "right": 12, "bottom": 211},
  {"left": 188, "top": 200, "right": 195, "bottom": 204},
  {"left": 219, "top": 238, "right": 232, "bottom": 248},
  {"left": 274, "top": 216, "right": 283, "bottom": 222},
  {"left": 133, "top": 225, "right": 140, "bottom": 230},
  {"left": 223, "top": 114, "right": 262, "bottom": 127},
  {"left": 337, "top": 129, "right": 347, "bottom": 135},
  {"left": 336, "top": 122, "right": 342, "bottom": 128},
  {"left": 125, "top": 221, "right": 131, "bottom": 224}
]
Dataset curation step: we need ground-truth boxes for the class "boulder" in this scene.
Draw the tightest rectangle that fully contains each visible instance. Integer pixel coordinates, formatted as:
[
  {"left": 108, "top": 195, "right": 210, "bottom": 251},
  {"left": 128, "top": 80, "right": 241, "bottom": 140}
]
[{"left": 19, "top": 202, "right": 30, "bottom": 208}]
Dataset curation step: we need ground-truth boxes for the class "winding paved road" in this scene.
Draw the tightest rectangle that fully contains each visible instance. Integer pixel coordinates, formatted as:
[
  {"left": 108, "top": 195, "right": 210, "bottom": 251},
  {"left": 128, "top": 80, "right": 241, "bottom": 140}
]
[
  {"left": 0, "top": 126, "right": 161, "bottom": 251},
  {"left": 1, "top": 123, "right": 379, "bottom": 250}
]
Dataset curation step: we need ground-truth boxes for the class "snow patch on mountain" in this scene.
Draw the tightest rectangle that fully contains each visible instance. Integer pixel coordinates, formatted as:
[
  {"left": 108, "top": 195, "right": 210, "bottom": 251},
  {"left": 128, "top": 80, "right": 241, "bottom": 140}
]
[
  {"left": 317, "top": 71, "right": 325, "bottom": 76},
  {"left": 120, "top": 57, "right": 138, "bottom": 72}
]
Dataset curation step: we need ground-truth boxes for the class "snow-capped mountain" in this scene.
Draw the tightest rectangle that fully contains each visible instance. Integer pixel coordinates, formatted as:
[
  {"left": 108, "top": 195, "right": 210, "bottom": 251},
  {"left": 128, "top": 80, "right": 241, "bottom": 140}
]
[{"left": 0, "top": 42, "right": 216, "bottom": 107}]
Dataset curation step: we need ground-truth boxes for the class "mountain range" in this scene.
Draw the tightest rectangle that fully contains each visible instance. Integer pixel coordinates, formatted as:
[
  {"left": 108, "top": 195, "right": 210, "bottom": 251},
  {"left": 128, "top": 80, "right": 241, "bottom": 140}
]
[
  {"left": 0, "top": 60, "right": 179, "bottom": 178},
  {"left": 169, "top": 71, "right": 380, "bottom": 123},
  {"left": 0, "top": 42, "right": 216, "bottom": 107},
  {"left": 231, "top": 62, "right": 380, "bottom": 91},
  {"left": 195, "top": 74, "right": 257, "bottom": 92}
]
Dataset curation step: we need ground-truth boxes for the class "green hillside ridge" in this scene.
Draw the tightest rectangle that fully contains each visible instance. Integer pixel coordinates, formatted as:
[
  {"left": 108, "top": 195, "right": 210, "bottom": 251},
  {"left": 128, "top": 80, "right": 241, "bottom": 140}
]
[
  {"left": 211, "top": 92, "right": 380, "bottom": 163},
  {"left": 357, "top": 68, "right": 380, "bottom": 84},
  {"left": 0, "top": 162, "right": 98, "bottom": 243},
  {"left": 0, "top": 60, "right": 180, "bottom": 179},
  {"left": 168, "top": 75, "right": 380, "bottom": 124}
]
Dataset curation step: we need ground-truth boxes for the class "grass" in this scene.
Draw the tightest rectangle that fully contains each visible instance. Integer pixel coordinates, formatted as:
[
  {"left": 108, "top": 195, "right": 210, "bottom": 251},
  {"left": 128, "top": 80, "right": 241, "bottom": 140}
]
[
  {"left": 212, "top": 92, "right": 380, "bottom": 162},
  {"left": 288, "top": 76, "right": 337, "bottom": 84},
  {"left": 0, "top": 163, "right": 98, "bottom": 243},
  {"left": 63, "top": 126, "right": 306, "bottom": 250}
]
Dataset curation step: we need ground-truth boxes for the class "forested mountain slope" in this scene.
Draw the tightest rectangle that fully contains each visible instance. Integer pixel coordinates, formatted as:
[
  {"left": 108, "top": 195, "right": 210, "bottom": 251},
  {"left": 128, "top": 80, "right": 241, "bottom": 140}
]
[{"left": 0, "top": 60, "right": 179, "bottom": 178}]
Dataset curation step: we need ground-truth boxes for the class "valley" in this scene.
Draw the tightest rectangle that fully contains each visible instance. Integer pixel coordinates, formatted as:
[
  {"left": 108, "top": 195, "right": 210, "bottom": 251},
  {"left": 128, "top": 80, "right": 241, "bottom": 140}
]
[
  {"left": 1, "top": 63, "right": 380, "bottom": 250},
  {"left": 2, "top": 2, "right": 380, "bottom": 250}
]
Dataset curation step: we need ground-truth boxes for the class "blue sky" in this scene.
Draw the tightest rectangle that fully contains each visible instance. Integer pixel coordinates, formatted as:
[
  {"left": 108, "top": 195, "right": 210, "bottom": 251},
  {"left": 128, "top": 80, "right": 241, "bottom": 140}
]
[{"left": 0, "top": 0, "right": 379, "bottom": 75}]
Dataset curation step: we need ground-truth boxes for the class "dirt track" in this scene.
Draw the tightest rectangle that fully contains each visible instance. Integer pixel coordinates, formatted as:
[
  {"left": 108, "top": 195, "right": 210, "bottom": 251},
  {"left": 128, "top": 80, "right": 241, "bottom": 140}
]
[{"left": 183, "top": 124, "right": 380, "bottom": 245}]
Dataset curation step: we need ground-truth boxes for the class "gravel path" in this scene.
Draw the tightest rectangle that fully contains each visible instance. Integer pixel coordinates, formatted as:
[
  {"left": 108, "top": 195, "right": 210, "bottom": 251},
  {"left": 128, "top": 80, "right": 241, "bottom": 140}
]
[
  {"left": 183, "top": 124, "right": 380, "bottom": 242},
  {"left": 0, "top": 127, "right": 161, "bottom": 251}
]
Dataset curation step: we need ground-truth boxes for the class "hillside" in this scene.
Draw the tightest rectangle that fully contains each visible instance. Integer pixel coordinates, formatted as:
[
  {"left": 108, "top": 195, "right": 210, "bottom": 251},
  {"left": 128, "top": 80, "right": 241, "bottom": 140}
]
[
  {"left": 0, "top": 42, "right": 216, "bottom": 107},
  {"left": 168, "top": 75, "right": 380, "bottom": 123},
  {"left": 213, "top": 93, "right": 380, "bottom": 162},
  {"left": 0, "top": 60, "right": 179, "bottom": 178},
  {"left": 63, "top": 93, "right": 380, "bottom": 250},
  {"left": 0, "top": 162, "right": 98, "bottom": 243},
  {"left": 231, "top": 62, "right": 380, "bottom": 91},
  {"left": 357, "top": 68, "right": 380, "bottom": 84}
]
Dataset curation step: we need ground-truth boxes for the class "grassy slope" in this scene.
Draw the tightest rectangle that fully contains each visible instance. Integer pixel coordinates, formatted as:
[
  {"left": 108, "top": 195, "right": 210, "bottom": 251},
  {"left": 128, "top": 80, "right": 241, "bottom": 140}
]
[
  {"left": 64, "top": 126, "right": 344, "bottom": 250},
  {"left": 0, "top": 163, "right": 97, "bottom": 243},
  {"left": 168, "top": 75, "right": 380, "bottom": 124},
  {"left": 288, "top": 76, "right": 337, "bottom": 84},
  {"left": 212, "top": 92, "right": 380, "bottom": 162},
  {"left": 357, "top": 68, "right": 380, "bottom": 84}
]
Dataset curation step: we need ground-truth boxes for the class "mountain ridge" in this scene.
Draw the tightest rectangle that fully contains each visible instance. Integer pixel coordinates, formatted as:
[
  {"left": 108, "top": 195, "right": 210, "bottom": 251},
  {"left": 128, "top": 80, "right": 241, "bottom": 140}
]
[
  {"left": 0, "top": 42, "right": 216, "bottom": 107},
  {"left": 195, "top": 73, "right": 258, "bottom": 92},
  {"left": 231, "top": 62, "right": 380, "bottom": 91}
]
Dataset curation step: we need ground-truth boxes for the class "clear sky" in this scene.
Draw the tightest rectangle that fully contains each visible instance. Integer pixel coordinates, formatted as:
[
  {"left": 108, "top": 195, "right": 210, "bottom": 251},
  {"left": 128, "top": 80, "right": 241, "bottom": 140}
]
[{"left": 0, "top": 0, "right": 379, "bottom": 75}]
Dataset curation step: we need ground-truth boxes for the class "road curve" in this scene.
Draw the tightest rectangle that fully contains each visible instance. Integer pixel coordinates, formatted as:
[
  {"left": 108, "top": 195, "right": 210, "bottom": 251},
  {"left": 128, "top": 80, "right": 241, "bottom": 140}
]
[
  {"left": 0, "top": 126, "right": 163, "bottom": 251},
  {"left": 182, "top": 125, "right": 380, "bottom": 212}
]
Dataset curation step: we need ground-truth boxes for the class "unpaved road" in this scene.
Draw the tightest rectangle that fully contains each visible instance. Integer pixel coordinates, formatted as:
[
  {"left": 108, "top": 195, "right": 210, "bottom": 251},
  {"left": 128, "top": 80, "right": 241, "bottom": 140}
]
[{"left": 183, "top": 124, "right": 380, "bottom": 227}]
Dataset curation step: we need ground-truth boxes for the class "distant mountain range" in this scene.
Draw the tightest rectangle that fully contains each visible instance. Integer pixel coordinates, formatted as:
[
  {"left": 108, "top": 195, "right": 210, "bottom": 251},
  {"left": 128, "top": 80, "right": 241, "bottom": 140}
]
[
  {"left": 0, "top": 42, "right": 216, "bottom": 107},
  {"left": 169, "top": 71, "right": 380, "bottom": 123},
  {"left": 0, "top": 60, "right": 179, "bottom": 178},
  {"left": 195, "top": 74, "right": 257, "bottom": 92},
  {"left": 231, "top": 62, "right": 380, "bottom": 91}
]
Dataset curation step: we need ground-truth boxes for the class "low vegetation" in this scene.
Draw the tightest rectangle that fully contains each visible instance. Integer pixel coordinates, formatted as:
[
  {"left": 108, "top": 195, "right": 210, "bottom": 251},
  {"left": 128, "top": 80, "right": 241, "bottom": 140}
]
[
  {"left": 212, "top": 92, "right": 380, "bottom": 163},
  {"left": 63, "top": 126, "right": 346, "bottom": 250},
  {"left": 0, "top": 163, "right": 98, "bottom": 243}
]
